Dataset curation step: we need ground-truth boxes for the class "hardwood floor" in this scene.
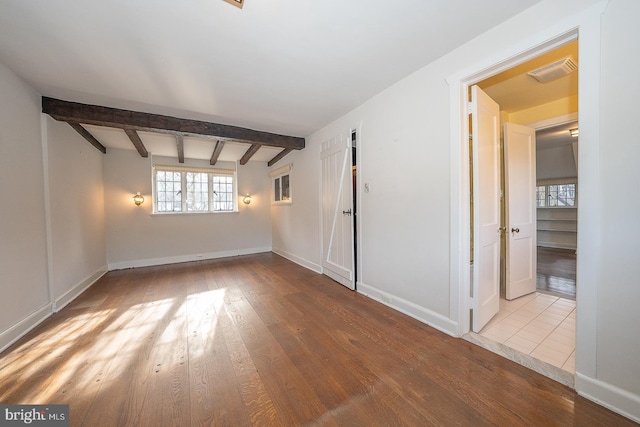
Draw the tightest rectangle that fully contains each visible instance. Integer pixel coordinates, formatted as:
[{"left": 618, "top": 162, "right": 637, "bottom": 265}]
[
  {"left": 537, "top": 246, "right": 577, "bottom": 299},
  {"left": 1, "top": 253, "right": 634, "bottom": 426}
]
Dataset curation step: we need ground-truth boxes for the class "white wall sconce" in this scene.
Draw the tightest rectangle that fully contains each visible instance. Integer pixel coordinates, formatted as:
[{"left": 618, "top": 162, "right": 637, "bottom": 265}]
[
  {"left": 133, "top": 192, "right": 145, "bottom": 206},
  {"left": 242, "top": 194, "right": 252, "bottom": 205},
  {"left": 569, "top": 128, "right": 579, "bottom": 137}
]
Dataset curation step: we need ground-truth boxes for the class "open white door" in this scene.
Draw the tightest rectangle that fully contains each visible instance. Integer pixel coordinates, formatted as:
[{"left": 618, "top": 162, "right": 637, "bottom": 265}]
[
  {"left": 504, "top": 122, "right": 537, "bottom": 300},
  {"left": 471, "top": 85, "right": 501, "bottom": 332},
  {"left": 321, "top": 133, "right": 355, "bottom": 290}
]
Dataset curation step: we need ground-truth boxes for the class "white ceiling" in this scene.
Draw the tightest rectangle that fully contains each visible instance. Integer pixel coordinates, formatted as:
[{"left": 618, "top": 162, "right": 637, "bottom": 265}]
[{"left": 0, "top": 0, "right": 543, "bottom": 162}]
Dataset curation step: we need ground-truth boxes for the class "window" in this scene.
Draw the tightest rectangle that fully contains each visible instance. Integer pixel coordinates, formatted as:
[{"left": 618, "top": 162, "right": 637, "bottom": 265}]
[
  {"left": 536, "top": 181, "right": 576, "bottom": 207},
  {"left": 153, "top": 165, "right": 237, "bottom": 213},
  {"left": 536, "top": 185, "right": 546, "bottom": 207},
  {"left": 270, "top": 164, "right": 292, "bottom": 204}
]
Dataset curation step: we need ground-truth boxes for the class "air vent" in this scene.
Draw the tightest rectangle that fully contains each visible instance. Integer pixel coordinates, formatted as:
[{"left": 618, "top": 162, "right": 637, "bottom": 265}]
[
  {"left": 527, "top": 57, "right": 577, "bottom": 83},
  {"left": 223, "top": 0, "right": 244, "bottom": 8}
]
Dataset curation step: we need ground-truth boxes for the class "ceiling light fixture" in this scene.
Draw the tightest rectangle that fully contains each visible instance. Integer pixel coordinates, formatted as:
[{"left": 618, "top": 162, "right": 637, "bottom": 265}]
[
  {"left": 222, "top": 0, "right": 244, "bottom": 9},
  {"left": 570, "top": 128, "right": 579, "bottom": 137}
]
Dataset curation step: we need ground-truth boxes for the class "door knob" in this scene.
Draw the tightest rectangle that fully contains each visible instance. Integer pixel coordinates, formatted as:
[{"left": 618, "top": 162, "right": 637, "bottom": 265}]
[
  {"left": 342, "top": 209, "right": 352, "bottom": 216},
  {"left": 511, "top": 227, "right": 520, "bottom": 233},
  {"left": 497, "top": 227, "right": 506, "bottom": 234}
]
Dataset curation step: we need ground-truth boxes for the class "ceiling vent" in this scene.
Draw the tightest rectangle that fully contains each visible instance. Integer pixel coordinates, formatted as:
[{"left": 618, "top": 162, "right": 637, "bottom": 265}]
[
  {"left": 223, "top": 0, "right": 244, "bottom": 8},
  {"left": 527, "top": 57, "right": 577, "bottom": 83}
]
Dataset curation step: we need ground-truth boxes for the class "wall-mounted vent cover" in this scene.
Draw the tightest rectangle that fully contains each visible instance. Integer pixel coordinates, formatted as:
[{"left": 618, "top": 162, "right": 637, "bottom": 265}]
[
  {"left": 527, "top": 57, "right": 577, "bottom": 83},
  {"left": 223, "top": 0, "right": 244, "bottom": 8}
]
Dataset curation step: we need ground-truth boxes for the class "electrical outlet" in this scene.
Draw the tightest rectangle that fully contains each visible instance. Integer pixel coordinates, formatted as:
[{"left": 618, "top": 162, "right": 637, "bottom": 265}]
[{"left": 364, "top": 182, "right": 370, "bottom": 193}]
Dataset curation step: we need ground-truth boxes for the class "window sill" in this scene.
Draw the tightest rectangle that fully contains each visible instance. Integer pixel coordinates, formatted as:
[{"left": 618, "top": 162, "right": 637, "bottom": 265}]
[{"left": 150, "top": 210, "right": 239, "bottom": 217}]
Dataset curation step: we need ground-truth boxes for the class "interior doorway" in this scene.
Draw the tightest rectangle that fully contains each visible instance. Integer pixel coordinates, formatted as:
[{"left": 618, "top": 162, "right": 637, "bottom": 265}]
[
  {"left": 469, "top": 40, "right": 579, "bottom": 379},
  {"left": 534, "top": 121, "right": 578, "bottom": 300}
]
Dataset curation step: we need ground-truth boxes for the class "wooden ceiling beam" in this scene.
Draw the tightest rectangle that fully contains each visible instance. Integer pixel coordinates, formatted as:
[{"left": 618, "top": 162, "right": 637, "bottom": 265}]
[
  {"left": 176, "top": 135, "right": 184, "bottom": 163},
  {"left": 124, "top": 129, "right": 149, "bottom": 158},
  {"left": 240, "top": 144, "right": 260, "bottom": 165},
  {"left": 267, "top": 148, "right": 293, "bottom": 167},
  {"left": 42, "top": 97, "right": 305, "bottom": 150},
  {"left": 210, "top": 141, "right": 225, "bottom": 165},
  {"left": 68, "top": 123, "right": 106, "bottom": 154}
]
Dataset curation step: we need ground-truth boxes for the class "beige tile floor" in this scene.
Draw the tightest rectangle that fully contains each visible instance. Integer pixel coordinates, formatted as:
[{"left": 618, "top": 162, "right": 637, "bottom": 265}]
[{"left": 479, "top": 292, "right": 575, "bottom": 373}]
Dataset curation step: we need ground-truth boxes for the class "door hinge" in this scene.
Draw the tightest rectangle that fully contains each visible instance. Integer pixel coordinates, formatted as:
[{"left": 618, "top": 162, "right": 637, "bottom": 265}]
[{"left": 467, "top": 101, "right": 475, "bottom": 115}]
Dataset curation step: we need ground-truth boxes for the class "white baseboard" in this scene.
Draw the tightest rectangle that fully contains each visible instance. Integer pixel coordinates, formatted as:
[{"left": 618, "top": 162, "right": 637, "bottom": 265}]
[
  {"left": 576, "top": 372, "right": 640, "bottom": 423},
  {"left": 108, "top": 247, "right": 273, "bottom": 270},
  {"left": 357, "top": 282, "right": 458, "bottom": 337},
  {"left": 0, "top": 303, "right": 52, "bottom": 354},
  {"left": 54, "top": 265, "right": 108, "bottom": 312},
  {"left": 0, "top": 265, "right": 109, "bottom": 354},
  {"left": 272, "top": 248, "right": 322, "bottom": 273}
]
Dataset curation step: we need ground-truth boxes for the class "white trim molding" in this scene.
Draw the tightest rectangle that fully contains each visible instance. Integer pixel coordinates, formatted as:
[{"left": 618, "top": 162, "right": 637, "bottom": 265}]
[
  {"left": 108, "top": 247, "right": 272, "bottom": 271},
  {"left": 272, "top": 248, "right": 322, "bottom": 274},
  {"left": 269, "top": 163, "right": 292, "bottom": 178},
  {"left": 54, "top": 266, "right": 108, "bottom": 312},
  {"left": 0, "top": 303, "right": 52, "bottom": 354},
  {"left": 358, "top": 283, "right": 458, "bottom": 337},
  {"left": 576, "top": 373, "right": 640, "bottom": 424}
]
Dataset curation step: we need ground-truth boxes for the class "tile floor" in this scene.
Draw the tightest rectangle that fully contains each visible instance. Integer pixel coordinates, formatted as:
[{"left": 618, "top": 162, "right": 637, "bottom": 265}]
[{"left": 479, "top": 292, "right": 575, "bottom": 373}]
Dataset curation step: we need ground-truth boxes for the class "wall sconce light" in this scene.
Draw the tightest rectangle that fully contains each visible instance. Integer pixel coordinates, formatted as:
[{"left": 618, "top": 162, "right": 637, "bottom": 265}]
[
  {"left": 133, "top": 192, "right": 145, "bottom": 206},
  {"left": 242, "top": 194, "right": 252, "bottom": 205},
  {"left": 569, "top": 128, "right": 579, "bottom": 137}
]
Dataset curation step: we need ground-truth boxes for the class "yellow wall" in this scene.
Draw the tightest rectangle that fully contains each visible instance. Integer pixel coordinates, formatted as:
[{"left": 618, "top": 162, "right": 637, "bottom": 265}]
[{"left": 507, "top": 95, "right": 577, "bottom": 124}]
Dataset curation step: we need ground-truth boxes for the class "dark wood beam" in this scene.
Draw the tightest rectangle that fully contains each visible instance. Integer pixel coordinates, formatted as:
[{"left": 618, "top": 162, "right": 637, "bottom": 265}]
[
  {"left": 42, "top": 97, "right": 305, "bottom": 150},
  {"left": 68, "top": 123, "right": 107, "bottom": 154},
  {"left": 210, "top": 141, "right": 225, "bottom": 165},
  {"left": 267, "top": 148, "right": 293, "bottom": 167},
  {"left": 240, "top": 144, "right": 260, "bottom": 165},
  {"left": 176, "top": 135, "right": 184, "bottom": 163},
  {"left": 124, "top": 129, "right": 149, "bottom": 158}
]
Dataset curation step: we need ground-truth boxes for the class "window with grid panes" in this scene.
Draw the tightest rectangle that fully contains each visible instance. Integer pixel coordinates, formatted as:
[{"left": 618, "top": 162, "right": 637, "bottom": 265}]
[
  {"left": 536, "top": 181, "right": 576, "bottom": 208},
  {"left": 213, "top": 175, "right": 234, "bottom": 211},
  {"left": 186, "top": 172, "right": 209, "bottom": 212},
  {"left": 270, "top": 164, "right": 292, "bottom": 205},
  {"left": 547, "top": 183, "right": 576, "bottom": 207},
  {"left": 156, "top": 170, "right": 182, "bottom": 212},
  {"left": 153, "top": 165, "right": 237, "bottom": 213},
  {"left": 536, "top": 185, "right": 546, "bottom": 207}
]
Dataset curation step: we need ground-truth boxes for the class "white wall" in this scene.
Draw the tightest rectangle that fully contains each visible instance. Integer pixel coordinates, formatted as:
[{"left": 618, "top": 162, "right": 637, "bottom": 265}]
[
  {"left": 46, "top": 116, "right": 107, "bottom": 309},
  {"left": 595, "top": 0, "right": 640, "bottom": 406},
  {"left": 0, "top": 63, "right": 108, "bottom": 351},
  {"left": 537, "top": 145, "right": 577, "bottom": 180},
  {"left": 270, "top": 150, "right": 322, "bottom": 272},
  {"left": 0, "top": 62, "right": 50, "bottom": 347},
  {"left": 272, "top": 0, "right": 640, "bottom": 421},
  {"left": 309, "top": 71, "right": 453, "bottom": 327},
  {"left": 104, "top": 149, "right": 272, "bottom": 269}
]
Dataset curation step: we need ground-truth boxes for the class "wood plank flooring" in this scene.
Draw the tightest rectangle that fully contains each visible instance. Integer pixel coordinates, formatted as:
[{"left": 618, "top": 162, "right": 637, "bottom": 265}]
[
  {"left": 537, "top": 247, "right": 577, "bottom": 299},
  {"left": 0, "top": 253, "right": 634, "bottom": 426}
]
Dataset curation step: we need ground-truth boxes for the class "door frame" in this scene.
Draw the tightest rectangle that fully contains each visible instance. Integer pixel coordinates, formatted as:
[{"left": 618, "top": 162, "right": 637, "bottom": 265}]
[{"left": 446, "top": 1, "right": 606, "bottom": 387}]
